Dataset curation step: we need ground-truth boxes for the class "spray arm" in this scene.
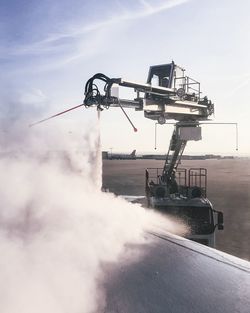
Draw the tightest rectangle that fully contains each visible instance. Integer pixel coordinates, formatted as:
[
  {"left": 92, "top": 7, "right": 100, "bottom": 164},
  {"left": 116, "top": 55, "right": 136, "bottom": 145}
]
[{"left": 30, "top": 67, "right": 215, "bottom": 128}]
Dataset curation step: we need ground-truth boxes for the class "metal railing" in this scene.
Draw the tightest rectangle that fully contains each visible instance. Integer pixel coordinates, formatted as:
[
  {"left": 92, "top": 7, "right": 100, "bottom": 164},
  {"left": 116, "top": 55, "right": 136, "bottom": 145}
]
[
  {"left": 145, "top": 167, "right": 207, "bottom": 197},
  {"left": 174, "top": 76, "right": 201, "bottom": 100},
  {"left": 188, "top": 168, "right": 207, "bottom": 197}
]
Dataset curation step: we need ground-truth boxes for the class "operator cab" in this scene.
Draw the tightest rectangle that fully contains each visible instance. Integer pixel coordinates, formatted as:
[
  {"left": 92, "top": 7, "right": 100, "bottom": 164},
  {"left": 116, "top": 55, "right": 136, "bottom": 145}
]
[
  {"left": 147, "top": 61, "right": 185, "bottom": 90},
  {"left": 147, "top": 62, "right": 173, "bottom": 88},
  {"left": 144, "top": 61, "right": 210, "bottom": 122}
]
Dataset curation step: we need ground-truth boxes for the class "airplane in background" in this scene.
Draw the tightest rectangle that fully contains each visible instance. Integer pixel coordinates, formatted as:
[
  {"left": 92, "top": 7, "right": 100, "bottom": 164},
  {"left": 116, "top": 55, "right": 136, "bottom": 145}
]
[{"left": 103, "top": 150, "right": 137, "bottom": 160}]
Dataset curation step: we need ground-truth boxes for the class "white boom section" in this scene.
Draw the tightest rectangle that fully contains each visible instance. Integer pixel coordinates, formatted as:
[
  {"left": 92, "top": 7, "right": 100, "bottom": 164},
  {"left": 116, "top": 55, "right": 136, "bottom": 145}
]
[{"left": 110, "top": 79, "right": 213, "bottom": 122}]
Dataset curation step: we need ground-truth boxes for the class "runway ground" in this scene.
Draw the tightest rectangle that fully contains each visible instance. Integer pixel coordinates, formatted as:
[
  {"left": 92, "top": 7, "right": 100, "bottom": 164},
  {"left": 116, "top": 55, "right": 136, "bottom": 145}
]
[{"left": 102, "top": 158, "right": 250, "bottom": 261}]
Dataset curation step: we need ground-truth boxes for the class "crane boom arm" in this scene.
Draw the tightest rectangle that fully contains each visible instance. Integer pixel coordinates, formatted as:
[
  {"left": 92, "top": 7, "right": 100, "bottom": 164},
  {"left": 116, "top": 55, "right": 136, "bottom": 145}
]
[
  {"left": 83, "top": 70, "right": 214, "bottom": 123},
  {"left": 29, "top": 61, "right": 212, "bottom": 192}
]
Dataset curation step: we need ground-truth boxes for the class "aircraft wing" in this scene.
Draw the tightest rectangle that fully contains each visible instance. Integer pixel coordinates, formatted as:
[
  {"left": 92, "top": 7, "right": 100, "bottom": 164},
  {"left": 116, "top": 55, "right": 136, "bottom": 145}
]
[
  {"left": 102, "top": 230, "right": 250, "bottom": 313},
  {"left": 120, "top": 195, "right": 145, "bottom": 204}
]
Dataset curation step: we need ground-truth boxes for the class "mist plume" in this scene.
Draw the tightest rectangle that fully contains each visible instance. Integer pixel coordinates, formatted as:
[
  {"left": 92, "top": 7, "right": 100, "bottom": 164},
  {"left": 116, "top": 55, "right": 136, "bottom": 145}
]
[{"left": 0, "top": 91, "right": 186, "bottom": 313}]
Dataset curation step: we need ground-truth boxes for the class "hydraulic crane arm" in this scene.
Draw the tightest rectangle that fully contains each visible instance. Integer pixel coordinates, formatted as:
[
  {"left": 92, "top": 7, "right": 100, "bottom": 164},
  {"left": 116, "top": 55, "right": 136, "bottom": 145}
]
[
  {"left": 30, "top": 62, "right": 213, "bottom": 187},
  {"left": 31, "top": 62, "right": 214, "bottom": 127},
  {"left": 160, "top": 121, "right": 201, "bottom": 190},
  {"left": 82, "top": 62, "right": 215, "bottom": 189},
  {"left": 29, "top": 61, "right": 215, "bottom": 193},
  {"left": 162, "top": 130, "right": 187, "bottom": 182},
  {"left": 83, "top": 64, "right": 214, "bottom": 123}
]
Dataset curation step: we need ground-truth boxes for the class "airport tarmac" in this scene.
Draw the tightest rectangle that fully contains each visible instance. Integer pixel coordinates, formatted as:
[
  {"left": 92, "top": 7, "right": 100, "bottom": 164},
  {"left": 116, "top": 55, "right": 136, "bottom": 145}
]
[{"left": 103, "top": 158, "right": 250, "bottom": 261}]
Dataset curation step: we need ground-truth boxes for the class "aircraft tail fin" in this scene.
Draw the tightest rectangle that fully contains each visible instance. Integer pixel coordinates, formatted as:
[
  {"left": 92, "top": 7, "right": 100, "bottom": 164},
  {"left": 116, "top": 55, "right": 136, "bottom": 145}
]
[{"left": 131, "top": 150, "right": 136, "bottom": 157}]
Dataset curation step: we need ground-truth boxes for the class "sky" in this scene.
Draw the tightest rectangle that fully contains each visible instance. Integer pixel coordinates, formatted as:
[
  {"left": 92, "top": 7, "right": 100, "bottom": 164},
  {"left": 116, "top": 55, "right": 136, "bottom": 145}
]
[{"left": 1, "top": 0, "right": 250, "bottom": 155}]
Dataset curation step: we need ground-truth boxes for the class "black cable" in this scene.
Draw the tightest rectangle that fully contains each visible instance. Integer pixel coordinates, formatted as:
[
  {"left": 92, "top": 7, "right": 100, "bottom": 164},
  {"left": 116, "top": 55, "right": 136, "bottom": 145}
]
[{"left": 84, "top": 73, "right": 114, "bottom": 110}]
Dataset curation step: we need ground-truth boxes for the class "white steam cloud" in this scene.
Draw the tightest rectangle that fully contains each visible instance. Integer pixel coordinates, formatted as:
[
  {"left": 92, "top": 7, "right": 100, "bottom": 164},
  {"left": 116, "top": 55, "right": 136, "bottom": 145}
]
[{"left": 0, "top": 91, "right": 186, "bottom": 313}]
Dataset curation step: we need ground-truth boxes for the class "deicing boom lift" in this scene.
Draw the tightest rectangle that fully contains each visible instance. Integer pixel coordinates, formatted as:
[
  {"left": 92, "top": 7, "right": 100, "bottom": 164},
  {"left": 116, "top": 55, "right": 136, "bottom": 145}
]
[
  {"left": 32, "top": 61, "right": 215, "bottom": 193},
  {"left": 84, "top": 62, "right": 214, "bottom": 121},
  {"left": 31, "top": 61, "right": 226, "bottom": 247},
  {"left": 83, "top": 62, "right": 213, "bottom": 190},
  {"left": 83, "top": 62, "right": 226, "bottom": 247}
]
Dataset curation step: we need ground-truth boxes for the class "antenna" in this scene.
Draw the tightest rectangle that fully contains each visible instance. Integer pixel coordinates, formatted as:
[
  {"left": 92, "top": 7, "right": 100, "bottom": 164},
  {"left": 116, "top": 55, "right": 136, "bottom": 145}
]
[
  {"left": 118, "top": 100, "right": 138, "bottom": 132},
  {"left": 154, "top": 123, "right": 157, "bottom": 150},
  {"left": 29, "top": 100, "right": 138, "bottom": 133},
  {"left": 29, "top": 103, "right": 84, "bottom": 127}
]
